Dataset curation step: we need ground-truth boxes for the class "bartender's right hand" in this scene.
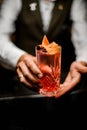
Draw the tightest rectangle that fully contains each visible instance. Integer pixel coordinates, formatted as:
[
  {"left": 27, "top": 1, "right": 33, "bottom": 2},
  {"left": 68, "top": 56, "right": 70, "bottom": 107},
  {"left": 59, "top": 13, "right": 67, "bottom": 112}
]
[{"left": 16, "top": 53, "right": 43, "bottom": 88}]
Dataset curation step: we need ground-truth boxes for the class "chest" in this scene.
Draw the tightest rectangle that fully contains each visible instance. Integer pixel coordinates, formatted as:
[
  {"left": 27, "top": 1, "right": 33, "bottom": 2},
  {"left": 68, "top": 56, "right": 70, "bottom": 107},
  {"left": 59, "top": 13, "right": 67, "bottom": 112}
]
[{"left": 17, "top": 0, "right": 72, "bottom": 33}]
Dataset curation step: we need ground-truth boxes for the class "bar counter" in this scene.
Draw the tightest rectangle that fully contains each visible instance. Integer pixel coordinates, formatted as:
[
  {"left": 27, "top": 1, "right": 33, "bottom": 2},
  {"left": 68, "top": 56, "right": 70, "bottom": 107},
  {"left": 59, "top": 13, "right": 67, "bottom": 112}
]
[{"left": 0, "top": 83, "right": 87, "bottom": 129}]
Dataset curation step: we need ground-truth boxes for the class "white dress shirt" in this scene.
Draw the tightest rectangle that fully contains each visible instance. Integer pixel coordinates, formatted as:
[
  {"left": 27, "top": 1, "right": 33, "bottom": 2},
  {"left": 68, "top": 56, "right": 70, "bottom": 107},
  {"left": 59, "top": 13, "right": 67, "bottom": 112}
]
[{"left": 0, "top": 0, "right": 87, "bottom": 70}]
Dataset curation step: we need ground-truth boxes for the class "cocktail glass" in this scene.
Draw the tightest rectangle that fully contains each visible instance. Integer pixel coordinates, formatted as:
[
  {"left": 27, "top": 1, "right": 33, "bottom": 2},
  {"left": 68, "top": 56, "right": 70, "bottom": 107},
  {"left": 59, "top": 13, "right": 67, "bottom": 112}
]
[{"left": 35, "top": 36, "right": 61, "bottom": 97}]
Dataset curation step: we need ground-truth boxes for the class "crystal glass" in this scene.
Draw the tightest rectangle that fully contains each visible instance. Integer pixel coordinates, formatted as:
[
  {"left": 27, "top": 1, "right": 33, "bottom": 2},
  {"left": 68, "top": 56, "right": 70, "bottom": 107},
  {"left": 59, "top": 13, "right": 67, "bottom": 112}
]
[{"left": 35, "top": 44, "right": 61, "bottom": 97}]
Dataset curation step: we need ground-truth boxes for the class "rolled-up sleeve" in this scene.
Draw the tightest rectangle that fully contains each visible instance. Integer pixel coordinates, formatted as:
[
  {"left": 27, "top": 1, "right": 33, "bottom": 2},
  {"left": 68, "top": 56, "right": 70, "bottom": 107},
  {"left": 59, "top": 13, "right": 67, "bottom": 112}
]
[
  {"left": 70, "top": 0, "right": 87, "bottom": 62},
  {"left": 0, "top": 0, "right": 26, "bottom": 70}
]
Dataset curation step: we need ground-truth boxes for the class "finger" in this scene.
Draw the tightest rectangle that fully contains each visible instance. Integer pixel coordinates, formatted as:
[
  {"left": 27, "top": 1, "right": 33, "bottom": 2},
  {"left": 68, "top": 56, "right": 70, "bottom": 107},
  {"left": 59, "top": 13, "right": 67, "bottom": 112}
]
[
  {"left": 62, "top": 73, "right": 81, "bottom": 92},
  {"left": 78, "top": 65, "right": 87, "bottom": 73},
  {"left": 55, "top": 73, "right": 81, "bottom": 98},
  {"left": 72, "top": 62, "right": 87, "bottom": 73},
  {"left": 17, "top": 61, "right": 40, "bottom": 83},
  {"left": 26, "top": 60, "right": 43, "bottom": 78},
  {"left": 17, "top": 67, "right": 35, "bottom": 87}
]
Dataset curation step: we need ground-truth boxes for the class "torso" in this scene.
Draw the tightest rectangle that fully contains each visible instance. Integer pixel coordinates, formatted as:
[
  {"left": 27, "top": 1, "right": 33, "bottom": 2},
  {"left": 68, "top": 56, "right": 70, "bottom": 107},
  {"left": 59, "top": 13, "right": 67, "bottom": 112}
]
[{"left": 15, "top": 0, "right": 75, "bottom": 72}]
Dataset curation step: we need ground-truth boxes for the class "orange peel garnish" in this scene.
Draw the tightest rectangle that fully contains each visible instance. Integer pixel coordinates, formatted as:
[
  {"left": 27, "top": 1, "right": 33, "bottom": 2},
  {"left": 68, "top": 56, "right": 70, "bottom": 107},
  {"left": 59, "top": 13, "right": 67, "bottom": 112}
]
[
  {"left": 40, "top": 35, "right": 61, "bottom": 55},
  {"left": 42, "top": 35, "right": 49, "bottom": 46}
]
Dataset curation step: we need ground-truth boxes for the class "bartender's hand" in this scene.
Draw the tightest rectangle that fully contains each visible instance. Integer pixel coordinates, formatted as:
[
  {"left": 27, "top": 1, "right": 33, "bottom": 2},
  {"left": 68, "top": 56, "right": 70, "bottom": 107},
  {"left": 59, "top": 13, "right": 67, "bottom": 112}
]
[
  {"left": 16, "top": 53, "right": 43, "bottom": 88},
  {"left": 55, "top": 61, "right": 87, "bottom": 98}
]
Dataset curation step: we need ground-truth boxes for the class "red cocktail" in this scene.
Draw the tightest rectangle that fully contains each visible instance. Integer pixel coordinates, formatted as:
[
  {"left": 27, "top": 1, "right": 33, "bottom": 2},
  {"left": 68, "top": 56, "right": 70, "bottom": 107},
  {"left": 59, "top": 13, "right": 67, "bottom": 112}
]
[{"left": 36, "top": 35, "right": 61, "bottom": 97}]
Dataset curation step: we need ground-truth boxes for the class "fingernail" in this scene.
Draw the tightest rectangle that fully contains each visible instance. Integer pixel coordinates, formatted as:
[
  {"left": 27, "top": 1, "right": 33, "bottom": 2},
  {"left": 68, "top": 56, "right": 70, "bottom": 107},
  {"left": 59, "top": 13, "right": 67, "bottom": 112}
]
[{"left": 38, "top": 73, "right": 43, "bottom": 78}]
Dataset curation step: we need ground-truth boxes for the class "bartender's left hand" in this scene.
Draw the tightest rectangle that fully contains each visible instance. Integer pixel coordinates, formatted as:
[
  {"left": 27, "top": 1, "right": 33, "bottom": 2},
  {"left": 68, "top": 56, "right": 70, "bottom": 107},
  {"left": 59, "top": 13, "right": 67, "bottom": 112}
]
[{"left": 55, "top": 61, "right": 87, "bottom": 98}]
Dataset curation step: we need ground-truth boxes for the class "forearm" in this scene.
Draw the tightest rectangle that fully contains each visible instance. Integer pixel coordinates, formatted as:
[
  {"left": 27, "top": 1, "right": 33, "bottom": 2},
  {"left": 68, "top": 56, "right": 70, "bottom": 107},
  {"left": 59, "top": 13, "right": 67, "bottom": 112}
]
[
  {"left": 0, "top": 0, "right": 24, "bottom": 70},
  {"left": 71, "top": 22, "right": 87, "bottom": 62},
  {"left": 0, "top": 34, "right": 26, "bottom": 70},
  {"left": 71, "top": 0, "right": 87, "bottom": 62}
]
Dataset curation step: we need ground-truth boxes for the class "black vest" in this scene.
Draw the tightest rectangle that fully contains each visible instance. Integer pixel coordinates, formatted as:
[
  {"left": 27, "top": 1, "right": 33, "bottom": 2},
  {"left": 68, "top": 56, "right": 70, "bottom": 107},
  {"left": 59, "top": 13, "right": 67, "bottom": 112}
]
[{"left": 15, "top": 0, "right": 75, "bottom": 72}]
